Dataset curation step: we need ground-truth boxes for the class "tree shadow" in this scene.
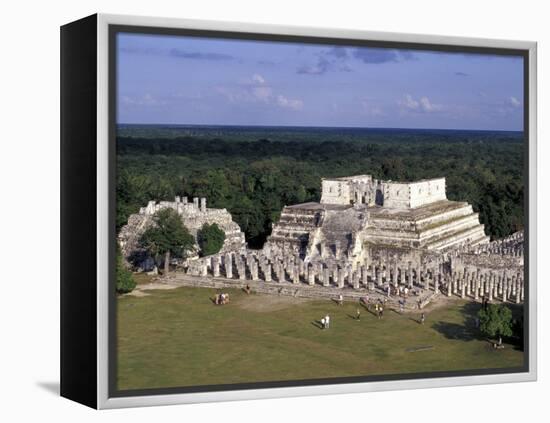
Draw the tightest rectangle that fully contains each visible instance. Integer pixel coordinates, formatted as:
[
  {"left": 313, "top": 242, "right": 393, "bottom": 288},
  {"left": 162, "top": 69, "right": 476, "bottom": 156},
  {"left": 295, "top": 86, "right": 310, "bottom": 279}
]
[{"left": 431, "top": 302, "right": 486, "bottom": 342}]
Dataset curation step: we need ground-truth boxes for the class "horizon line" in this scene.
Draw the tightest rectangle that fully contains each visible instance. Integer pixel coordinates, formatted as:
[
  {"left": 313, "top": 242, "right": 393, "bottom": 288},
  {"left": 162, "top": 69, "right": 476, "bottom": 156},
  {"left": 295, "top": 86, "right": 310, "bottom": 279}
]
[{"left": 117, "top": 122, "right": 524, "bottom": 133}]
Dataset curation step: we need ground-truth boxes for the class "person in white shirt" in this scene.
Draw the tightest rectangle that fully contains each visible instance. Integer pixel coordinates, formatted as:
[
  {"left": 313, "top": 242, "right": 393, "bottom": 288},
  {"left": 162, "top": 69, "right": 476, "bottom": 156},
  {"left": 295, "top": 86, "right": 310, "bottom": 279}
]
[{"left": 325, "top": 314, "right": 330, "bottom": 329}]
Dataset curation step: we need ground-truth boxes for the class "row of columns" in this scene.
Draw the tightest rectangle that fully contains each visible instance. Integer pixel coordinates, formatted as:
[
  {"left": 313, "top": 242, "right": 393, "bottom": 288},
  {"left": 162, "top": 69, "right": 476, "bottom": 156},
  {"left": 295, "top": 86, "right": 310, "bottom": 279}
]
[{"left": 187, "top": 251, "right": 523, "bottom": 304}]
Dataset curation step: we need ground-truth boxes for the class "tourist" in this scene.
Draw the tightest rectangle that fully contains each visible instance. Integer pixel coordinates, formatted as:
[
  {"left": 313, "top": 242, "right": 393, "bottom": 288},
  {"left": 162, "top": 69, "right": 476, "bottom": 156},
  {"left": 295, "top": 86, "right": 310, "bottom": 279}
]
[
  {"left": 356, "top": 308, "right": 361, "bottom": 321},
  {"left": 321, "top": 317, "right": 326, "bottom": 329},
  {"left": 420, "top": 312, "right": 425, "bottom": 325},
  {"left": 325, "top": 314, "right": 330, "bottom": 329},
  {"left": 245, "top": 284, "right": 251, "bottom": 294},
  {"left": 404, "top": 287, "right": 409, "bottom": 297},
  {"left": 399, "top": 300, "right": 404, "bottom": 314},
  {"left": 338, "top": 294, "right": 344, "bottom": 306},
  {"left": 379, "top": 306, "right": 384, "bottom": 318}
]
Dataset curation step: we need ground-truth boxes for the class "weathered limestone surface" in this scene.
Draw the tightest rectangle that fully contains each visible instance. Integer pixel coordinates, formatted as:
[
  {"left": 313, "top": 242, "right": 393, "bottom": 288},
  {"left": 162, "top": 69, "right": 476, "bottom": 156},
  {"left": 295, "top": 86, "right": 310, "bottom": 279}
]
[{"left": 118, "top": 196, "right": 246, "bottom": 269}]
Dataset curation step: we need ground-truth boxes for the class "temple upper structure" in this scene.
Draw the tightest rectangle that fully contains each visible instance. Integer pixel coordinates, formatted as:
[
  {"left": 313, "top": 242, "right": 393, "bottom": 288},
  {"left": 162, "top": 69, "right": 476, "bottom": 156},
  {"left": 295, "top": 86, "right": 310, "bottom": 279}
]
[
  {"left": 320, "top": 175, "right": 447, "bottom": 209},
  {"left": 266, "top": 174, "right": 489, "bottom": 265}
]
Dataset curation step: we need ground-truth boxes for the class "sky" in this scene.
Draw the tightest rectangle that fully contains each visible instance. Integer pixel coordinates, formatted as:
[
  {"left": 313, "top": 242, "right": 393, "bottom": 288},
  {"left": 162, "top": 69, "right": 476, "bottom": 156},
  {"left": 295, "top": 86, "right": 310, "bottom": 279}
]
[{"left": 117, "top": 32, "right": 524, "bottom": 131}]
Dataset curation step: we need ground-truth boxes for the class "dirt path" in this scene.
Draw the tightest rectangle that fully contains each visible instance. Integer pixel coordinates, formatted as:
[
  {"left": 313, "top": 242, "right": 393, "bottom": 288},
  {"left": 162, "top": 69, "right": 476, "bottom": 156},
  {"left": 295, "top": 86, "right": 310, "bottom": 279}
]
[{"left": 124, "top": 281, "right": 179, "bottom": 297}]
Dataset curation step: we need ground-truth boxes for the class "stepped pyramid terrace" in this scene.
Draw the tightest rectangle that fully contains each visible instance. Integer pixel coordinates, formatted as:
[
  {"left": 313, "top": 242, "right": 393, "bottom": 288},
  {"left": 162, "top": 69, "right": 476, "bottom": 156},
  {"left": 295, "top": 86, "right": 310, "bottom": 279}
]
[
  {"left": 265, "top": 175, "right": 489, "bottom": 264},
  {"left": 119, "top": 174, "right": 524, "bottom": 308}
]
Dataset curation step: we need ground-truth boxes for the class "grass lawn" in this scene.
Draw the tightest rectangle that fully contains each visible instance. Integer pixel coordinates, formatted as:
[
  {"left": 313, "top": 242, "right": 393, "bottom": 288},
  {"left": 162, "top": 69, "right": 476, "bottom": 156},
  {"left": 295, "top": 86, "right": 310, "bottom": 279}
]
[{"left": 117, "top": 286, "right": 524, "bottom": 391}]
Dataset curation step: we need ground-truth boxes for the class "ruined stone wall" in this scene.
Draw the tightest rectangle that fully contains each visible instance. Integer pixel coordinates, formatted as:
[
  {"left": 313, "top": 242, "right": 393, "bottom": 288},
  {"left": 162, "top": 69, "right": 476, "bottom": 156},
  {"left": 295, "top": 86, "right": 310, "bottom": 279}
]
[
  {"left": 381, "top": 182, "right": 411, "bottom": 209},
  {"left": 118, "top": 197, "right": 246, "bottom": 269},
  {"left": 380, "top": 178, "right": 446, "bottom": 209},
  {"left": 409, "top": 178, "right": 446, "bottom": 208},
  {"left": 320, "top": 180, "right": 352, "bottom": 205}
]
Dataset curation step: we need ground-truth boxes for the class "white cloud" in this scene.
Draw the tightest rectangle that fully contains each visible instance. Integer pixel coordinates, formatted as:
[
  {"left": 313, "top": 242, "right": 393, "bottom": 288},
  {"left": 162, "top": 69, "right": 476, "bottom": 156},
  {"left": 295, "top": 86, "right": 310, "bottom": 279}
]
[
  {"left": 509, "top": 96, "right": 521, "bottom": 107},
  {"left": 252, "top": 85, "right": 273, "bottom": 102},
  {"left": 252, "top": 73, "right": 266, "bottom": 85},
  {"left": 399, "top": 94, "right": 419, "bottom": 111},
  {"left": 419, "top": 96, "right": 440, "bottom": 112},
  {"left": 219, "top": 74, "right": 303, "bottom": 111},
  {"left": 121, "top": 93, "right": 166, "bottom": 106},
  {"left": 276, "top": 95, "right": 304, "bottom": 110},
  {"left": 398, "top": 94, "right": 441, "bottom": 113}
]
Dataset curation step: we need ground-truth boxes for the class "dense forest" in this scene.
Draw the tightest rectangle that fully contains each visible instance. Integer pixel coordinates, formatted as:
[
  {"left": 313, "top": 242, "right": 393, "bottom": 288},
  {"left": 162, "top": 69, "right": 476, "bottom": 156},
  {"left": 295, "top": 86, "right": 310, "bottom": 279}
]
[{"left": 116, "top": 125, "right": 525, "bottom": 248}]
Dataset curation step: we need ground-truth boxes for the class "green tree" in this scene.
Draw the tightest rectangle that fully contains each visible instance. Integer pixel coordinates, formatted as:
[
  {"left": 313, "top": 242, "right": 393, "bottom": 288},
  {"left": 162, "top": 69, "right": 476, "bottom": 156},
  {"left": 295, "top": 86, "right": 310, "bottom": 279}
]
[
  {"left": 140, "top": 208, "right": 195, "bottom": 275},
  {"left": 197, "top": 223, "right": 226, "bottom": 256},
  {"left": 478, "top": 304, "right": 513, "bottom": 346},
  {"left": 116, "top": 249, "right": 136, "bottom": 294}
]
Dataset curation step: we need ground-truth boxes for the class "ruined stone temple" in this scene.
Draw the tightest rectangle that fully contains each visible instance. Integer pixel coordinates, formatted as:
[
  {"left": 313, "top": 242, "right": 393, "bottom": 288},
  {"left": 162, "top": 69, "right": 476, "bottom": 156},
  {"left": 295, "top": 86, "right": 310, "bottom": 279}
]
[
  {"left": 118, "top": 196, "right": 245, "bottom": 269},
  {"left": 265, "top": 175, "right": 489, "bottom": 265},
  {"left": 121, "top": 175, "right": 525, "bottom": 306}
]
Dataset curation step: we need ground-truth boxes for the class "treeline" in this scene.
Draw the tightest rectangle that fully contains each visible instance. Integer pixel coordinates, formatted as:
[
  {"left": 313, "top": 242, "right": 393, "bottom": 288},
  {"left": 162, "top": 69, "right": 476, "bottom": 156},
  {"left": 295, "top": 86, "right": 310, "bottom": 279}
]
[{"left": 117, "top": 133, "right": 524, "bottom": 248}]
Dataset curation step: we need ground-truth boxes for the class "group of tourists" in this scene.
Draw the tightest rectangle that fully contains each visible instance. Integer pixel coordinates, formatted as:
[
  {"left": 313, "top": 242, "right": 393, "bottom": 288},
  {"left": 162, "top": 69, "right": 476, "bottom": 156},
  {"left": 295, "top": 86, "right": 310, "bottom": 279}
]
[{"left": 214, "top": 292, "right": 230, "bottom": 305}]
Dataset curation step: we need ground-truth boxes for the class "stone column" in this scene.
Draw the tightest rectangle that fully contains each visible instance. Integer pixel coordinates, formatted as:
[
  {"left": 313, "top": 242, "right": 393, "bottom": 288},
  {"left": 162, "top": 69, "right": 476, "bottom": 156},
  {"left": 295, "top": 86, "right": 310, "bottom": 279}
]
[
  {"left": 238, "top": 263, "right": 246, "bottom": 280},
  {"left": 308, "top": 265, "right": 315, "bottom": 285},
  {"left": 213, "top": 256, "right": 220, "bottom": 277},
  {"left": 334, "top": 241, "right": 341, "bottom": 259},
  {"left": 293, "top": 264, "right": 300, "bottom": 284},
  {"left": 360, "top": 265, "right": 368, "bottom": 287},
  {"left": 338, "top": 267, "right": 345, "bottom": 288},
  {"left": 225, "top": 253, "right": 233, "bottom": 278},
  {"left": 320, "top": 241, "right": 326, "bottom": 258},
  {"left": 353, "top": 271, "right": 360, "bottom": 290},
  {"left": 251, "top": 263, "right": 259, "bottom": 281},
  {"left": 200, "top": 197, "right": 207, "bottom": 212},
  {"left": 323, "top": 267, "right": 330, "bottom": 287}
]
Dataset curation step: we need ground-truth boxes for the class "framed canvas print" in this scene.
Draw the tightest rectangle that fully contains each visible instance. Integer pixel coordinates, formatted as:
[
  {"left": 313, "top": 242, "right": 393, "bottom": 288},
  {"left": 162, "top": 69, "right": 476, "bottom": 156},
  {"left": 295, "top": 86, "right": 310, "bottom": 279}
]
[{"left": 60, "top": 13, "right": 537, "bottom": 409}]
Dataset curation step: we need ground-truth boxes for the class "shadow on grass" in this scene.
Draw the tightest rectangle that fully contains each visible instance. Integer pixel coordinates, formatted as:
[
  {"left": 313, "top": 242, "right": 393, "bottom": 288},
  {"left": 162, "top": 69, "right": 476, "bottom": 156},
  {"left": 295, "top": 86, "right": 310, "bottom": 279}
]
[
  {"left": 360, "top": 303, "right": 379, "bottom": 317},
  {"left": 433, "top": 300, "right": 525, "bottom": 351},
  {"left": 311, "top": 320, "right": 324, "bottom": 330}
]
